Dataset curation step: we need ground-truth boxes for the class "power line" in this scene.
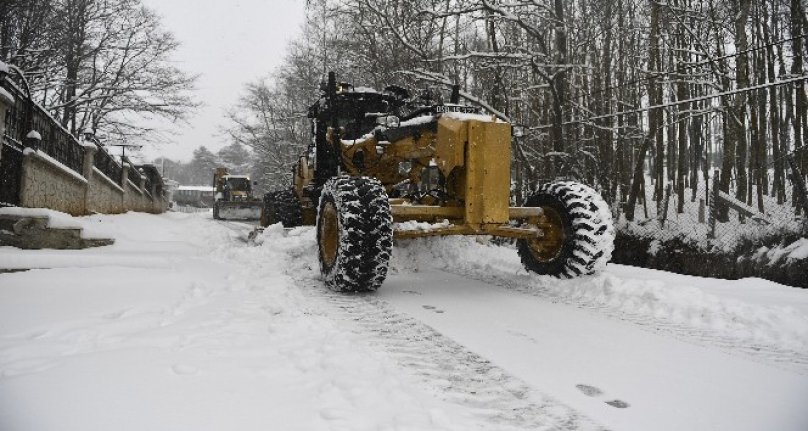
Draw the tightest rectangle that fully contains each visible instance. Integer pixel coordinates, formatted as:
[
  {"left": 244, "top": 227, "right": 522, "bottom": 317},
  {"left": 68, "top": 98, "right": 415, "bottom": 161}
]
[
  {"left": 577, "top": 33, "right": 807, "bottom": 100},
  {"left": 529, "top": 75, "right": 808, "bottom": 131}
]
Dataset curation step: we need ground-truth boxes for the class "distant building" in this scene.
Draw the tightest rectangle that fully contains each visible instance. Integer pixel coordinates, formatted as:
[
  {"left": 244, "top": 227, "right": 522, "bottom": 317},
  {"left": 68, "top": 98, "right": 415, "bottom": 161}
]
[{"left": 174, "top": 185, "right": 215, "bottom": 207}]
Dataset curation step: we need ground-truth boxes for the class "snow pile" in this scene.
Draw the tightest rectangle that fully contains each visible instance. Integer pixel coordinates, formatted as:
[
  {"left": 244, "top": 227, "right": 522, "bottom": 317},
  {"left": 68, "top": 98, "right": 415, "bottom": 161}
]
[
  {"left": 753, "top": 238, "right": 808, "bottom": 264},
  {"left": 0, "top": 207, "right": 111, "bottom": 239},
  {"left": 394, "top": 220, "right": 452, "bottom": 232},
  {"left": 249, "top": 222, "right": 808, "bottom": 355},
  {"left": 391, "top": 236, "right": 808, "bottom": 354},
  {"left": 0, "top": 207, "right": 83, "bottom": 229}
]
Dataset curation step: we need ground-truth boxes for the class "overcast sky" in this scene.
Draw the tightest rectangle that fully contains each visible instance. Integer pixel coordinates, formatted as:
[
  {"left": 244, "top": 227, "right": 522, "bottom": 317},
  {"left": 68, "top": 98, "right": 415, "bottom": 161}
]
[{"left": 138, "top": 0, "right": 307, "bottom": 163}]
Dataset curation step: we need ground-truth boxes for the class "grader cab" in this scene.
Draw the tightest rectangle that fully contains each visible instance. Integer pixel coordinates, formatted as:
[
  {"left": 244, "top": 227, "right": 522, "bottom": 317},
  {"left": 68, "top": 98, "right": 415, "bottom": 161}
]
[{"left": 261, "top": 72, "right": 614, "bottom": 292}]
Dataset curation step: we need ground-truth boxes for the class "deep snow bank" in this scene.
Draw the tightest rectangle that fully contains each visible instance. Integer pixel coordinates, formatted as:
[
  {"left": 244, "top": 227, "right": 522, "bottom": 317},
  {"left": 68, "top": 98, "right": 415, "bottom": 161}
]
[
  {"left": 390, "top": 235, "right": 808, "bottom": 355},
  {"left": 251, "top": 223, "right": 808, "bottom": 356}
]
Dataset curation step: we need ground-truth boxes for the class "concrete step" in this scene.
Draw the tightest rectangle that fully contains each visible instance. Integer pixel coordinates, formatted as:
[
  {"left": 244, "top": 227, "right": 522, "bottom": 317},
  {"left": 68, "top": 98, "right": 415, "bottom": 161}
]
[{"left": 0, "top": 214, "right": 114, "bottom": 250}]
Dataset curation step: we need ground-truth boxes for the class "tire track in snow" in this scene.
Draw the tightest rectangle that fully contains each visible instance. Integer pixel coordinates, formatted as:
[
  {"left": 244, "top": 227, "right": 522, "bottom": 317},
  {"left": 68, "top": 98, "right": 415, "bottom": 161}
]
[
  {"left": 426, "top": 264, "right": 808, "bottom": 375},
  {"left": 296, "top": 278, "right": 606, "bottom": 431}
]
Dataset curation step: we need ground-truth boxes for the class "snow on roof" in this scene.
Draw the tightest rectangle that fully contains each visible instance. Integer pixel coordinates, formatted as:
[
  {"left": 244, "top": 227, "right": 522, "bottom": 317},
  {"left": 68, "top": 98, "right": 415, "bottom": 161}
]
[
  {"left": 223, "top": 175, "right": 249, "bottom": 179},
  {"left": 399, "top": 115, "right": 437, "bottom": 127},
  {"left": 440, "top": 112, "right": 504, "bottom": 123}
]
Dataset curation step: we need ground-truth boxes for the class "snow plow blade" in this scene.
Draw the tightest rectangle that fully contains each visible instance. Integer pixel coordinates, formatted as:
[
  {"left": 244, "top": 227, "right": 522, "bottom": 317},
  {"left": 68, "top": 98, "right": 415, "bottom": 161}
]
[{"left": 213, "top": 202, "right": 262, "bottom": 220}]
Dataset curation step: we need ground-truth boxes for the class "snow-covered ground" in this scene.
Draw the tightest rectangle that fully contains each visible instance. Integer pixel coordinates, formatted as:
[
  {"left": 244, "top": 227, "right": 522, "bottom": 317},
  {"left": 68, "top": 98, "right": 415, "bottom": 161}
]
[{"left": 1, "top": 211, "right": 807, "bottom": 431}]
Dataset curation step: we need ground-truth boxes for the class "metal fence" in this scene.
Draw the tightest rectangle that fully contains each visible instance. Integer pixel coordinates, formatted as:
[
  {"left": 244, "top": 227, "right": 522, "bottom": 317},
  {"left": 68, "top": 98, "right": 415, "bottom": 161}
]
[
  {"left": 124, "top": 157, "right": 141, "bottom": 186},
  {"left": 616, "top": 146, "right": 808, "bottom": 253},
  {"left": 143, "top": 172, "right": 153, "bottom": 195},
  {"left": 0, "top": 138, "right": 23, "bottom": 206},
  {"left": 1, "top": 76, "right": 84, "bottom": 174},
  {"left": 92, "top": 142, "right": 123, "bottom": 184},
  {"left": 1, "top": 67, "right": 168, "bottom": 209}
]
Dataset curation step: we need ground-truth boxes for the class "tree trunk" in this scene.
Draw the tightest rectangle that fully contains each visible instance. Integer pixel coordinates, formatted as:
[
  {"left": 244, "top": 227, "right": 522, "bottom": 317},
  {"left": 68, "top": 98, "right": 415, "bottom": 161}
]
[{"left": 627, "top": 0, "right": 662, "bottom": 221}]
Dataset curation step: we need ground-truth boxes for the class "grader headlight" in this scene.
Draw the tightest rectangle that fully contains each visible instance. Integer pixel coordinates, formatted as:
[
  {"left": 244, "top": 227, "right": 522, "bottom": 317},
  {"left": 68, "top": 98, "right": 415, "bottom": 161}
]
[{"left": 376, "top": 115, "right": 400, "bottom": 128}]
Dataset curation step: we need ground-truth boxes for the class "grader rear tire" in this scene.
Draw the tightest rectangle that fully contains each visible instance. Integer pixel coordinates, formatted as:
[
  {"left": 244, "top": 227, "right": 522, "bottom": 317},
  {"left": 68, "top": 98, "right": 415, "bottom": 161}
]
[
  {"left": 317, "top": 176, "right": 393, "bottom": 292},
  {"left": 517, "top": 181, "right": 614, "bottom": 278},
  {"left": 261, "top": 190, "right": 302, "bottom": 228}
]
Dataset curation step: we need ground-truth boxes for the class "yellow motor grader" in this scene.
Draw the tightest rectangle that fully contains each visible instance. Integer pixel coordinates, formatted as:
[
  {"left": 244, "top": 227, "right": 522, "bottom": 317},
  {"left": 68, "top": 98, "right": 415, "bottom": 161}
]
[
  {"left": 212, "top": 167, "right": 262, "bottom": 220},
  {"left": 261, "top": 72, "right": 614, "bottom": 292}
]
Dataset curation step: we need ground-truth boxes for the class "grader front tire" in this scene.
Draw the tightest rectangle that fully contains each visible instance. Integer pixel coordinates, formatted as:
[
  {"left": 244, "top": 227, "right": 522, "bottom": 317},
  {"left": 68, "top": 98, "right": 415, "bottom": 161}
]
[
  {"left": 317, "top": 176, "right": 393, "bottom": 292},
  {"left": 517, "top": 181, "right": 615, "bottom": 278}
]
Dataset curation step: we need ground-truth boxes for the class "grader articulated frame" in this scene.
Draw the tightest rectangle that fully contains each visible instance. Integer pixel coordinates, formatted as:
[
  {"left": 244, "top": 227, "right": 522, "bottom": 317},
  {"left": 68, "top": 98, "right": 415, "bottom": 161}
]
[{"left": 261, "top": 72, "right": 614, "bottom": 292}]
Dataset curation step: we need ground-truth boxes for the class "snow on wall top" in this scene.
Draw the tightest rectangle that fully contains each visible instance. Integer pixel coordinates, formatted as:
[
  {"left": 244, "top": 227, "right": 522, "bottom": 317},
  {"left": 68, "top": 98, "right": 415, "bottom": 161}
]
[
  {"left": 0, "top": 86, "right": 13, "bottom": 105},
  {"left": 0, "top": 207, "right": 82, "bottom": 229},
  {"left": 22, "top": 148, "right": 87, "bottom": 184},
  {"left": 178, "top": 185, "right": 214, "bottom": 192},
  {"left": 0, "top": 207, "right": 108, "bottom": 239}
]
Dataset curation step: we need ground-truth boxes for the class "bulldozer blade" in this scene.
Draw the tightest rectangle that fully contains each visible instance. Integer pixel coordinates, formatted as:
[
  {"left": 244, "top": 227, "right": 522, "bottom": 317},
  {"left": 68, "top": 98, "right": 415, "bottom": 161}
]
[{"left": 216, "top": 203, "right": 263, "bottom": 220}]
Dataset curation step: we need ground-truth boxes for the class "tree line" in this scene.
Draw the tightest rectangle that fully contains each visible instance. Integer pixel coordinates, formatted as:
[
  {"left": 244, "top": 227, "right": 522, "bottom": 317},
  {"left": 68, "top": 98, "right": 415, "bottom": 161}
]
[
  {"left": 227, "top": 0, "right": 808, "bottom": 222},
  {"left": 154, "top": 143, "right": 256, "bottom": 188}
]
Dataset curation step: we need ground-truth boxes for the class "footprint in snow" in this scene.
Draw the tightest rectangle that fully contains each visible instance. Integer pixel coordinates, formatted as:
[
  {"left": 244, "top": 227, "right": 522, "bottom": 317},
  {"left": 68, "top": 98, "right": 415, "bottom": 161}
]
[
  {"left": 102, "top": 308, "right": 132, "bottom": 320},
  {"left": 606, "top": 399, "right": 630, "bottom": 408},
  {"left": 576, "top": 384, "right": 630, "bottom": 409},
  {"left": 172, "top": 364, "right": 199, "bottom": 375},
  {"left": 422, "top": 305, "right": 445, "bottom": 314}
]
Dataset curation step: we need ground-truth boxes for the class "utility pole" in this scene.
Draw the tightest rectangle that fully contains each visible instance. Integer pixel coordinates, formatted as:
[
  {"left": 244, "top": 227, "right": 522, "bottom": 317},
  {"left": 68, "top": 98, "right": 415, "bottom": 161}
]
[{"left": 106, "top": 143, "right": 143, "bottom": 163}]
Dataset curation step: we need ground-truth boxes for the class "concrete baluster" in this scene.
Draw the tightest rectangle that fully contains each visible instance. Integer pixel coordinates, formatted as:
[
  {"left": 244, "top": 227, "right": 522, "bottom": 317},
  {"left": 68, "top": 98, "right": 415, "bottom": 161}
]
[
  {"left": 80, "top": 136, "right": 97, "bottom": 214},
  {"left": 120, "top": 161, "right": 129, "bottom": 209}
]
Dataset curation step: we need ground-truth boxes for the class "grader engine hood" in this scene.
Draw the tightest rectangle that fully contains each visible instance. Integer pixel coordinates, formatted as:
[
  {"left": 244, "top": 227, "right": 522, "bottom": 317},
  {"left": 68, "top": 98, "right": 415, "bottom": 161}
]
[{"left": 434, "top": 114, "right": 512, "bottom": 226}]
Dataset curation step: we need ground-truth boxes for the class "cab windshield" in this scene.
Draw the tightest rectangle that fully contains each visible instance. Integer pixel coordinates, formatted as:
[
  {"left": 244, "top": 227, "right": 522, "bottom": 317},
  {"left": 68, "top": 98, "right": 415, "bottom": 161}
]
[{"left": 225, "top": 177, "right": 251, "bottom": 192}]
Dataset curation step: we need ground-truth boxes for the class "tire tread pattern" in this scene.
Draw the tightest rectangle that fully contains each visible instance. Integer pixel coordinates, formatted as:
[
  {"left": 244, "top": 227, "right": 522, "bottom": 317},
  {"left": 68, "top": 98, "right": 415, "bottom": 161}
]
[
  {"left": 517, "top": 181, "right": 615, "bottom": 278},
  {"left": 318, "top": 176, "right": 393, "bottom": 292},
  {"left": 262, "top": 189, "right": 302, "bottom": 227}
]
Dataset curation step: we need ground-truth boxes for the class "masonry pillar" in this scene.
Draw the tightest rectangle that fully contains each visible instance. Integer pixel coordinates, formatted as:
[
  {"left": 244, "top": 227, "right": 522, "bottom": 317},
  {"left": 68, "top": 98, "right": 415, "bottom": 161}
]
[
  {"left": 17, "top": 131, "right": 42, "bottom": 208},
  {"left": 137, "top": 170, "right": 147, "bottom": 212},
  {"left": 138, "top": 170, "right": 146, "bottom": 192},
  {"left": 80, "top": 137, "right": 98, "bottom": 214},
  {"left": 120, "top": 162, "right": 129, "bottom": 210}
]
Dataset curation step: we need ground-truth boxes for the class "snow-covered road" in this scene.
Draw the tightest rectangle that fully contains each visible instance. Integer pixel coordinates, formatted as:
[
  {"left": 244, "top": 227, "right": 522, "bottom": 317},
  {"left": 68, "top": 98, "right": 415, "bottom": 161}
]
[{"left": 1, "top": 211, "right": 807, "bottom": 431}]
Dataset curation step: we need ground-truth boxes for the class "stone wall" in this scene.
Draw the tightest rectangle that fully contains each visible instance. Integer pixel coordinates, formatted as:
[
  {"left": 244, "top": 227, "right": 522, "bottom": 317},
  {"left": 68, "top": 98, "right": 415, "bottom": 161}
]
[
  {"left": 1, "top": 75, "right": 167, "bottom": 216},
  {"left": 20, "top": 150, "right": 87, "bottom": 215},
  {"left": 124, "top": 179, "right": 148, "bottom": 212},
  {"left": 15, "top": 147, "right": 166, "bottom": 216},
  {"left": 87, "top": 167, "right": 125, "bottom": 214}
]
